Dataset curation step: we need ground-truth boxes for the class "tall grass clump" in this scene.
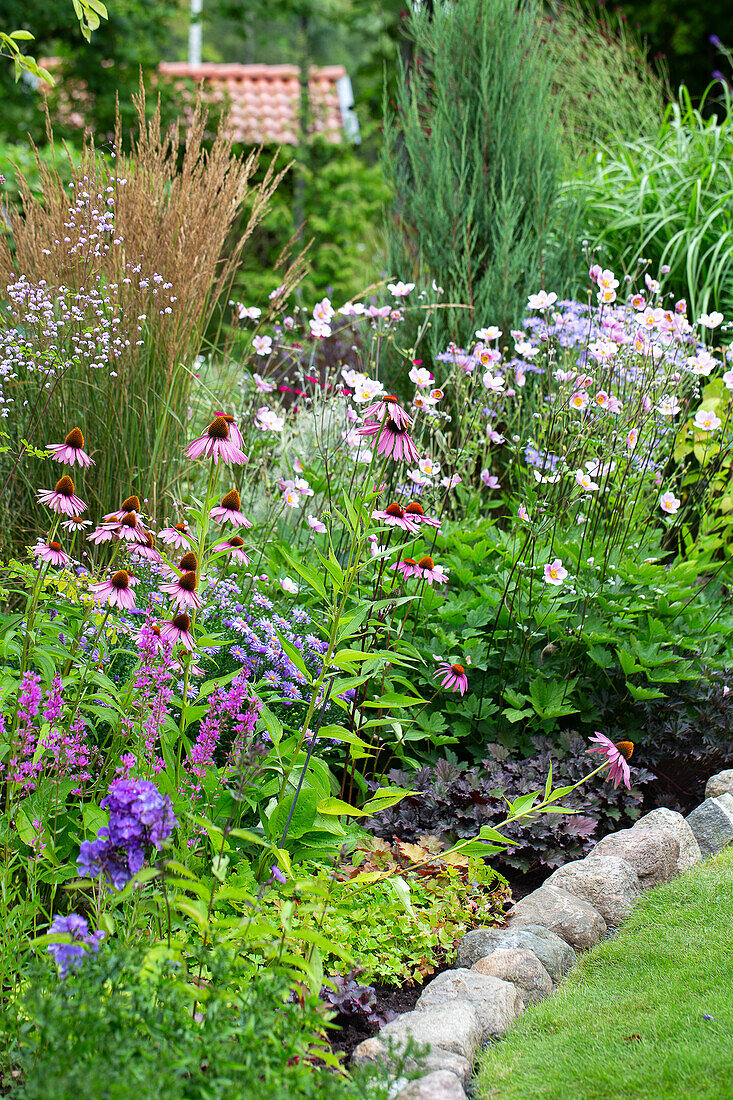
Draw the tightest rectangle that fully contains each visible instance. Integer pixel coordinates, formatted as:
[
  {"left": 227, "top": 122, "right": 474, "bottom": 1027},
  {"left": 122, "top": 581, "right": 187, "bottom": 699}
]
[
  {"left": 0, "top": 89, "right": 296, "bottom": 546},
  {"left": 569, "top": 83, "right": 733, "bottom": 320},
  {"left": 544, "top": 0, "right": 668, "bottom": 161},
  {"left": 382, "top": 0, "right": 577, "bottom": 345}
]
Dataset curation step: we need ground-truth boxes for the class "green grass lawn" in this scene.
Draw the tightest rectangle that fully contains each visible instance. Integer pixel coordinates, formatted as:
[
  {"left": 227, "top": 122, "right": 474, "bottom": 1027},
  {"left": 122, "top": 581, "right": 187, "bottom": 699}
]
[{"left": 476, "top": 849, "right": 733, "bottom": 1100}]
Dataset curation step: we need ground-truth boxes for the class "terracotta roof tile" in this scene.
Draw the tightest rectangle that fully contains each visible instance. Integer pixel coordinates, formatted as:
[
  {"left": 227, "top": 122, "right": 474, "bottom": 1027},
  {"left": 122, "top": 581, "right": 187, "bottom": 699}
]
[{"left": 158, "top": 62, "right": 347, "bottom": 145}]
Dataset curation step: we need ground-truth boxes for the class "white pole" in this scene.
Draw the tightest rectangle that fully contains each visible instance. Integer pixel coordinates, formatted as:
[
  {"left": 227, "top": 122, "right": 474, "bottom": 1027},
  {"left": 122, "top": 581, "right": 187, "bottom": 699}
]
[{"left": 189, "top": 0, "right": 203, "bottom": 66}]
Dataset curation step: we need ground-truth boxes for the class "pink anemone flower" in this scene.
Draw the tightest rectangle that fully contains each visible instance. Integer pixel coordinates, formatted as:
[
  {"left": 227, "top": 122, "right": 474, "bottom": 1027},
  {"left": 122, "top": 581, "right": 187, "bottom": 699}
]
[
  {"left": 37, "top": 475, "right": 87, "bottom": 516},
  {"left": 32, "top": 540, "right": 70, "bottom": 567},
  {"left": 434, "top": 661, "right": 468, "bottom": 695},
  {"left": 160, "top": 570, "right": 202, "bottom": 611},
  {"left": 372, "top": 503, "right": 420, "bottom": 533},
  {"left": 211, "top": 535, "right": 250, "bottom": 564},
  {"left": 357, "top": 417, "right": 420, "bottom": 463},
  {"left": 210, "top": 489, "right": 252, "bottom": 528},
  {"left": 404, "top": 501, "right": 442, "bottom": 529},
  {"left": 588, "top": 732, "right": 633, "bottom": 789},
  {"left": 158, "top": 522, "right": 191, "bottom": 549},
  {"left": 90, "top": 569, "right": 137, "bottom": 610},
  {"left": 184, "top": 416, "right": 248, "bottom": 466},
  {"left": 160, "top": 612, "right": 196, "bottom": 651},
  {"left": 46, "top": 427, "right": 94, "bottom": 468}
]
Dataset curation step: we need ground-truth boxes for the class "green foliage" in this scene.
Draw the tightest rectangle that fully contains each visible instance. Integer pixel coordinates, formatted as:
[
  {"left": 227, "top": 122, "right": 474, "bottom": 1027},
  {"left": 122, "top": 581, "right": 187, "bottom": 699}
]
[
  {"left": 569, "top": 84, "right": 733, "bottom": 318},
  {"left": 382, "top": 0, "right": 578, "bottom": 343},
  {"left": 0, "top": 0, "right": 179, "bottom": 144},
  {"left": 3, "top": 944, "right": 390, "bottom": 1099},
  {"left": 544, "top": 0, "right": 668, "bottom": 160},
  {"left": 229, "top": 140, "right": 389, "bottom": 309}
]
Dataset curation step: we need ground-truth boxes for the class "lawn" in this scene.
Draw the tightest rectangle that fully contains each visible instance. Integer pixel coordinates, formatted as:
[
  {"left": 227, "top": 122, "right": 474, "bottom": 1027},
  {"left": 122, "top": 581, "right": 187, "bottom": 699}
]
[{"left": 477, "top": 849, "right": 733, "bottom": 1100}]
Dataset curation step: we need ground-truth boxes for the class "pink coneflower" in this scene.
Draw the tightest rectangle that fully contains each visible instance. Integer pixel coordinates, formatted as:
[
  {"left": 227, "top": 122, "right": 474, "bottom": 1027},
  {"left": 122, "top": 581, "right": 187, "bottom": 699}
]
[
  {"left": 214, "top": 412, "right": 245, "bottom": 450},
  {"left": 361, "top": 394, "right": 413, "bottom": 429},
  {"left": 357, "top": 418, "right": 420, "bottom": 463},
  {"left": 160, "top": 612, "right": 196, "bottom": 651},
  {"left": 588, "top": 732, "right": 633, "bottom": 789},
  {"left": 158, "top": 521, "right": 190, "bottom": 548},
  {"left": 210, "top": 489, "right": 252, "bottom": 528},
  {"left": 184, "top": 416, "right": 248, "bottom": 466},
  {"left": 61, "top": 515, "right": 92, "bottom": 532},
  {"left": 372, "top": 503, "right": 420, "bottom": 533},
  {"left": 177, "top": 551, "right": 198, "bottom": 573},
  {"left": 90, "top": 569, "right": 137, "bottom": 610},
  {"left": 32, "top": 540, "right": 70, "bottom": 567},
  {"left": 46, "top": 427, "right": 94, "bottom": 468},
  {"left": 404, "top": 501, "right": 442, "bottom": 529},
  {"left": 391, "top": 557, "right": 419, "bottom": 579},
  {"left": 434, "top": 661, "right": 468, "bottom": 695},
  {"left": 110, "top": 495, "right": 142, "bottom": 521},
  {"left": 412, "top": 555, "right": 449, "bottom": 585},
  {"left": 128, "top": 531, "right": 162, "bottom": 563},
  {"left": 160, "top": 570, "right": 202, "bottom": 610},
  {"left": 37, "top": 475, "right": 86, "bottom": 516},
  {"left": 87, "top": 517, "right": 121, "bottom": 544},
  {"left": 211, "top": 535, "right": 250, "bottom": 564},
  {"left": 117, "top": 512, "right": 149, "bottom": 544}
]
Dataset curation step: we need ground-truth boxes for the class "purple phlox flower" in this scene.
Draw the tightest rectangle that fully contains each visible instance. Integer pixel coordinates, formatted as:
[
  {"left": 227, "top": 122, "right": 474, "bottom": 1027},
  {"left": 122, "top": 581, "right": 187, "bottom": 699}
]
[
  {"left": 47, "top": 913, "right": 105, "bottom": 978},
  {"left": 78, "top": 778, "right": 177, "bottom": 890}
]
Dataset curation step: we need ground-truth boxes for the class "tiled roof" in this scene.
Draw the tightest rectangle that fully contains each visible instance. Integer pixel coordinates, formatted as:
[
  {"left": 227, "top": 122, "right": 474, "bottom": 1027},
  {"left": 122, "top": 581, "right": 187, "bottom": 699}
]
[{"left": 158, "top": 62, "right": 348, "bottom": 145}]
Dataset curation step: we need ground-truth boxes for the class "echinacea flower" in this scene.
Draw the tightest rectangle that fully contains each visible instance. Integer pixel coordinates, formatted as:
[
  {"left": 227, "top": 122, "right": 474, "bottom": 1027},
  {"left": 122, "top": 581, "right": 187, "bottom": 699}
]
[
  {"left": 32, "top": 540, "right": 70, "bottom": 566},
  {"left": 588, "top": 731, "right": 633, "bottom": 789},
  {"left": 543, "top": 558, "right": 568, "bottom": 585},
  {"left": 128, "top": 531, "right": 162, "bottom": 563},
  {"left": 46, "top": 427, "right": 94, "bottom": 468},
  {"left": 372, "top": 503, "right": 420, "bottom": 533},
  {"left": 361, "top": 395, "right": 412, "bottom": 430},
  {"left": 160, "top": 612, "right": 195, "bottom": 651},
  {"left": 158, "top": 522, "right": 190, "bottom": 548},
  {"left": 210, "top": 489, "right": 252, "bottom": 528},
  {"left": 91, "top": 569, "right": 137, "bottom": 610},
  {"left": 659, "top": 490, "right": 681, "bottom": 515},
  {"left": 211, "top": 535, "right": 250, "bottom": 563},
  {"left": 160, "top": 571, "right": 201, "bottom": 610},
  {"left": 184, "top": 417, "right": 248, "bottom": 466},
  {"left": 391, "top": 557, "right": 419, "bottom": 579},
  {"left": 403, "top": 501, "right": 441, "bottom": 529},
  {"left": 87, "top": 516, "right": 121, "bottom": 543},
  {"left": 357, "top": 417, "right": 420, "bottom": 463},
  {"left": 37, "top": 475, "right": 87, "bottom": 516},
  {"left": 117, "top": 512, "right": 149, "bottom": 543},
  {"left": 434, "top": 660, "right": 468, "bottom": 695},
  {"left": 61, "top": 515, "right": 92, "bottom": 532},
  {"left": 214, "top": 412, "right": 245, "bottom": 450},
  {"left": 114, "top": 495, "right": 141, "bottom": 518}
]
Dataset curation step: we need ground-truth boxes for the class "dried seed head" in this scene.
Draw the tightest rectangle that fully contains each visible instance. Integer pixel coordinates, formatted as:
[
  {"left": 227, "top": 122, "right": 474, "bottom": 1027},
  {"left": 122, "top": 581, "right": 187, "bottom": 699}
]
[
  {"left": 64, "top": 427, "right": 85, "bottom": 449},
  {"left": 221, "top": 489, "right": 242, "bottom": 510}
]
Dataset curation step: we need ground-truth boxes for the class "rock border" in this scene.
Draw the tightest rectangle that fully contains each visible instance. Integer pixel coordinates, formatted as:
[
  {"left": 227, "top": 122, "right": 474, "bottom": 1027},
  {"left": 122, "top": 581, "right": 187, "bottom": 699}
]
[{"left": 352, "top": 772, "right": 733, "bottom": 1098}]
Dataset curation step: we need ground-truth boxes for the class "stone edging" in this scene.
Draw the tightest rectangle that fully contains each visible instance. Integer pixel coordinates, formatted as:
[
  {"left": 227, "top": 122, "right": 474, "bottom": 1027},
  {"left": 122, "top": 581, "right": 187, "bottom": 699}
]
[{"left": 352, "top": 772, "right": 733, "bottom": 1099}]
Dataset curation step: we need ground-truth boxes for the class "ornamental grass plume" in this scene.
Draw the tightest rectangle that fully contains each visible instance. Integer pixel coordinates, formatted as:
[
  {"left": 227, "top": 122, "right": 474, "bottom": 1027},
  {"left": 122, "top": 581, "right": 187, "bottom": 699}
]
[{"left": 0, "top": 87, "right": 302, "bottom": 551}]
